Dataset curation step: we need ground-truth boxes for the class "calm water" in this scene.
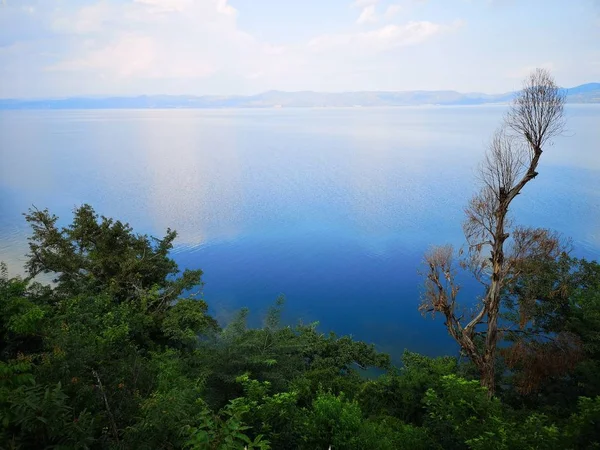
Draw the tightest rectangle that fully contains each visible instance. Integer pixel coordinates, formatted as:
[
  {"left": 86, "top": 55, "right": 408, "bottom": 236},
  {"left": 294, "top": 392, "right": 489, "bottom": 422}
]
[{"left": 1, "top": 106, "right": 599, "bottom": 361}]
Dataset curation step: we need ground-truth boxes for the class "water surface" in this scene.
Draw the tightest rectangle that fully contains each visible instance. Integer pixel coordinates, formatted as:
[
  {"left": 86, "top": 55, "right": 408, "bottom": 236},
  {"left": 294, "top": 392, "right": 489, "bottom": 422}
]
[{"left": 1, "top": 106, "right": 598, "bottom": 360}]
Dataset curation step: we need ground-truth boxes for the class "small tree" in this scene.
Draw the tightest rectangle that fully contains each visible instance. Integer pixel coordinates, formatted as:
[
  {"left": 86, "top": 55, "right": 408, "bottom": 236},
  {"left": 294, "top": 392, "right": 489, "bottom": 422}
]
[
  {"left": 24, "top": 204, "right": 202, "bottom": 307},
  {"left": 420, "top": 69, "right": 566, "bottom": 395}
]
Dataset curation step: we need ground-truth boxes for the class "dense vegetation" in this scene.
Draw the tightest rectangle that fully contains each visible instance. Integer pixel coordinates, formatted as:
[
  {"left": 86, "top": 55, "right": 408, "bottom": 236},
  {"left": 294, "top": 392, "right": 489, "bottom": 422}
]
[{"left": 1, "top": 204, "right": 599, "bottom": 449}]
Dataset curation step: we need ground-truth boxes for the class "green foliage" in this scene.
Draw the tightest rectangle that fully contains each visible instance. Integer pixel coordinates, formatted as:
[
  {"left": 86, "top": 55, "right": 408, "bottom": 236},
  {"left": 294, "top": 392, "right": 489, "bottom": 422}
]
[
  {"left": 0, "top": 359, "right": 36, "bottom": 436},
  {"left": 424, "top": 375, "right": 565, "bottom": 449},
  {"left": 465, "top": 413, "right": 560, "bottom": 450},
  {"left": 1, "top": 205, "right": 599, "bottom": 449},
  {"left": 24, "top": 204, "right": 202, "bottom": 304},
  {"left": 301, "top": 391, "right": 362, "bottom": 449},
  {"left": 162, "top": 299, "right": 219, "bottom": 348},
  {"left": 0, "top": 265, "right": 49, "bottom": 360},
  {"left": 501, "top": 256, "right": 600, "bottom": 411},
  {"left": 358, "top": 350, "right": 458, "bottom": 424},
  {"left": 424, "top": 374, "right": 502, "bottom": 448},
  {"left": 301, "top": 391, "right": 437, "bottom": 450},
  {"left": 186, "top": 398, "right": 270, "bottom": 450},
  {"left": 562, "top": 396, "right": 600, "bottom": 448},
  {"left": 566, "top": 259, "right": 600, "bottom": 359},
  {"left": 0, "top": 362, "right": 95, "bottom": 449},
  {"left": 123, "top": 350, "right": 207, "bottom": 449},
  {"left": 354, "top": 417, "right": 437, "bottom": 450},
  {"left": 198, "top": 305, "right": 390, "bottom": 410},
  {"left": 234, "top": 374, "right": 301, "bottom": 447}
]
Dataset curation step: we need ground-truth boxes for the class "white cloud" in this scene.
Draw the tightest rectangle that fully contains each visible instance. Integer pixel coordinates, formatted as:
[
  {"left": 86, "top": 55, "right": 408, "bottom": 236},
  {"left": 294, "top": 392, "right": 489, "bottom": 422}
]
[
  {"left": 133, "top": 0, "right": 190, "bottom": 13},
  {"left": 0, "top": 0, "right": 471, "bottom": 96},
  {"left": 355, "top": 2, "right": 420, "bottom": 26},
  {"left": 357, "top": 5, "right": 377, "bottom": 24},
  {"left": 2, "top": 0, "right": 597, "bottom": 98},
  {"left": 47, "top": 34, "right": 216, "bottom": 79},
  {"left": 309, "top": 21, "right": 462, "bottom": 53},
  {"left": 384, "top": 4, "right": 402, "bottom": 19},
  {"left": 42, "top": 0, "right": 463, "bottom": 94},
  {"left": 216, "top": 0, "right": 237, "bottom": 15},
  {"left": 49, "top": 35, "right": 156, "bottom": 76},
  {"left": 352, "top": 0, "right": 379, "bottom": 7},
  {"left": 52, "top": 2, "right": 113, "bottom": 34},
  {"left": 46, "top": 0, "right": 247, "bottom": 81},
  {"left": 507, "top": 62, "right": 556, "bottom": 80},
  {"left": 46, "top": 1, "right": 457, "bottom": 86}
]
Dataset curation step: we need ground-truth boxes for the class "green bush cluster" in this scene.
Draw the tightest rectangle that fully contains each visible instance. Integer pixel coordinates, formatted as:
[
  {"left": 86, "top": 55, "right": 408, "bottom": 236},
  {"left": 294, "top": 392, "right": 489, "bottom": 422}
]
[{"left": 1, "top": 205, "right": 599, "bottom": 449}]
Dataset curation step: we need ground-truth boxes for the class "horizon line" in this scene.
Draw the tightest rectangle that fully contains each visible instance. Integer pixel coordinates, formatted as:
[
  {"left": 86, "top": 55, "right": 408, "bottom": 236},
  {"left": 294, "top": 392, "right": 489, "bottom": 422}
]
[{"left": 2, "top": 81, "right": 599, "bottom": 102}]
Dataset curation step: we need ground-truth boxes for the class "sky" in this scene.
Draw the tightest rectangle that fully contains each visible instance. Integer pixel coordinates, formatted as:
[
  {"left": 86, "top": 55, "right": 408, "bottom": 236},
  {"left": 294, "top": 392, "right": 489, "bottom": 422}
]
[{"left": 0, "top": 0, "right": 599, "bottom": 98}]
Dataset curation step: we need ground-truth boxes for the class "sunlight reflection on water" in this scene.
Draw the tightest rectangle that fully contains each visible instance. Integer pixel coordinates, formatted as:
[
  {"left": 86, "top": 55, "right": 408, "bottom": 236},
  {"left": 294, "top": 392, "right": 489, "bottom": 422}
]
[{"left": 1, "top": 105, "right": 598, "bottom": 361}]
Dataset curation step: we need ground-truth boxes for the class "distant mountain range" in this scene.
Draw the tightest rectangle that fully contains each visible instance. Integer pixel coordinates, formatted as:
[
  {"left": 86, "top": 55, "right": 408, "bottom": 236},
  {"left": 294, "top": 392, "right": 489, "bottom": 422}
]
[{"left": 1, "top": 83, "right": 599, "bottom": 109}]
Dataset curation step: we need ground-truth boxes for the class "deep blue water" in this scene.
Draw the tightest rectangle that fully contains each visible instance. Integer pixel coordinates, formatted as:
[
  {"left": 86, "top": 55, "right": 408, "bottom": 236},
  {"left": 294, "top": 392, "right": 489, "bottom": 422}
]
[{"left": 1, "top": 106, "right": 599, "bottom": 361}]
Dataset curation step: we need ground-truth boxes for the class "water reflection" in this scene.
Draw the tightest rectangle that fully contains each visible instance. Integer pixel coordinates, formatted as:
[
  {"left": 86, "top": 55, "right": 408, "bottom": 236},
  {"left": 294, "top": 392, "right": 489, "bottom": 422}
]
[
  {"left": 0, "top": 106, "right": 598, "bottom": 360},
  {"left": 133, "top": 113, "right": 244, "bottom": 247}
]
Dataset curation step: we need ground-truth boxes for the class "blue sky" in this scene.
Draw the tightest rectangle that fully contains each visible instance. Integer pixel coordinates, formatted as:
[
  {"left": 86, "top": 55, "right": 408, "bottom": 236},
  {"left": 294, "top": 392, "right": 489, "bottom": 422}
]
[{"left": 1, "top": 0, "right": 599, "bottom": 98}]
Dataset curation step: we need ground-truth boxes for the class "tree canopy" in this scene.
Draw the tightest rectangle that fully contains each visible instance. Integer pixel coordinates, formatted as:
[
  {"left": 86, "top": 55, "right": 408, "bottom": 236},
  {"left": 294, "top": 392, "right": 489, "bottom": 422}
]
[{"left": 1, "top": 201, "right": 599, "bottom": 449}]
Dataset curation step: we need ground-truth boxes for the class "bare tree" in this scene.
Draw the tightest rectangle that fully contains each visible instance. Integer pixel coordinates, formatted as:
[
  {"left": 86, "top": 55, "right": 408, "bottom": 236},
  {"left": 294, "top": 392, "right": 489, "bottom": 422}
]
[{"left": 420, "top": 69, "right": 566, "bottom": 395}]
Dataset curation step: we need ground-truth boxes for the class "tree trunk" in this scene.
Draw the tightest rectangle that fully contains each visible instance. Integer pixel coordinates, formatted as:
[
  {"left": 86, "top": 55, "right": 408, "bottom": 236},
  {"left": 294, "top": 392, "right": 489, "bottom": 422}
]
[
  {"left": 482, "top": 307, "right": 499, "bottom": 396},
  {"left": 420, "top": 69, "right": 565, "bottom": 401},
  {"left": 480, "top": 202, "right": 508, "bottom": 396}
]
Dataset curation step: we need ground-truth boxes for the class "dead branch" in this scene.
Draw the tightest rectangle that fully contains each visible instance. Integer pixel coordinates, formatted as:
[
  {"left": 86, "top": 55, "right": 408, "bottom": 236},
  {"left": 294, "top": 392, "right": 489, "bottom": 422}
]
[{"left": 420, "top": 68, "right": 566, "bottom": 396}]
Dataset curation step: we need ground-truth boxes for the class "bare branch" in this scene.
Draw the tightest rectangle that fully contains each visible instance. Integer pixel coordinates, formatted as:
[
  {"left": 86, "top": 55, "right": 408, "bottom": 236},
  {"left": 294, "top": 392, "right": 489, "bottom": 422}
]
[
  {"left": 478, "top": 127, "right": 529, "bottom": 197},
  {"left": 506, "top": 227, "right": 568, "bottom": 274},
  {"left": 463, "top": 186, "right": 498, "bottom": 248},
  {"left": 500, "top": 332, "right": 582, "bottom": 394},
  {"left": 420, "top": 245, "right": 461, "bottom": 320},
  {"left": 419, "top": 68, "right": 566, "bottom": 396},
  {"left": 505, "top": 68, "right": 566, "bottom": 152}
]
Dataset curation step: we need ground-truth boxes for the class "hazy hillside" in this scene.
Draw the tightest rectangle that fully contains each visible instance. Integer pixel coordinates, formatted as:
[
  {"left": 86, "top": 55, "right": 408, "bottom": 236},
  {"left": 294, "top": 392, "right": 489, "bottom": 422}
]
[
  {"left": 564, "top": 82, "right": 600, "bottom": 103},
  {"left": 0, "top": 83, "right": 597, "bottom": 109}
]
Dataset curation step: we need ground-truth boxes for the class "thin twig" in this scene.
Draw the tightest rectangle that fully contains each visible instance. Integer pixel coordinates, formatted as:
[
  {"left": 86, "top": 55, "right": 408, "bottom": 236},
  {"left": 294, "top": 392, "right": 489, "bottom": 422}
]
[{"left": 92, "top": 370, "right": 120, "bottom": 444}]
